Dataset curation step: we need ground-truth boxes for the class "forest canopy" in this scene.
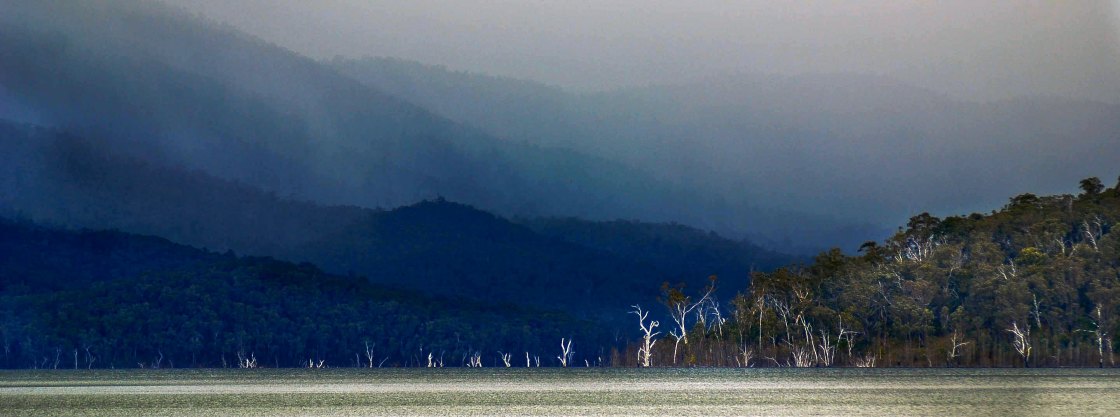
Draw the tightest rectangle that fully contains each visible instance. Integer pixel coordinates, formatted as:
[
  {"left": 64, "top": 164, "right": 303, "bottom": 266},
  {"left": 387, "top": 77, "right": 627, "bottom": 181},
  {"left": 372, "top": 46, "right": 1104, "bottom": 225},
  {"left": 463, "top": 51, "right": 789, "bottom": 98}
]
[{"left": 618, "top": 178, "right": 1120, "bottom": 368}]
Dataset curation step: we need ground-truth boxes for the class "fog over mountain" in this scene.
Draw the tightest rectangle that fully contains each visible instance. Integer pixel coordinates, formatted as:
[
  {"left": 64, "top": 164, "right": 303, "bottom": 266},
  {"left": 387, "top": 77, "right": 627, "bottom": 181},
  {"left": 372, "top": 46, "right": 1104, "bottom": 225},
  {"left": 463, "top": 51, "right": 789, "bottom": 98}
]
[
  {"left": 179, "top": 0, "right": 1120, "bottom": 102},
  {"left": 4, "top": 0, "right": 1120, "bottom": 374},
  {"left": 173, "top": 0, "right": 1120, "bottom": 249},
  {"left": 2, "top": 0, "right": 1119, "bottom": 254}
]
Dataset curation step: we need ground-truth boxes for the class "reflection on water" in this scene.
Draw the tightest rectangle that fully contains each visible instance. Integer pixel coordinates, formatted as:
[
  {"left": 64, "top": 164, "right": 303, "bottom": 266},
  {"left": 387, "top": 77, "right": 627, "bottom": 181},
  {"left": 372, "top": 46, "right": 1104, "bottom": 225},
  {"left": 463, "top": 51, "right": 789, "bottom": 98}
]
[{"left": 2, "top": 368, "right": 1118, "bottom": 416}]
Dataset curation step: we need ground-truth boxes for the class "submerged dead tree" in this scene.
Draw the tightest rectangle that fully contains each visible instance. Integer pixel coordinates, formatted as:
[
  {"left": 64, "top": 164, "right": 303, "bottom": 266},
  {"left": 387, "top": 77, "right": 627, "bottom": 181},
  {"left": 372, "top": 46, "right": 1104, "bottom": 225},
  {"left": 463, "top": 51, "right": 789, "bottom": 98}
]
[
  {"left": 631, "top": 305, "right": 660, "bottom": 367},
  {"left": 557, "top": 338, "right": 573, "bottom": 367}
]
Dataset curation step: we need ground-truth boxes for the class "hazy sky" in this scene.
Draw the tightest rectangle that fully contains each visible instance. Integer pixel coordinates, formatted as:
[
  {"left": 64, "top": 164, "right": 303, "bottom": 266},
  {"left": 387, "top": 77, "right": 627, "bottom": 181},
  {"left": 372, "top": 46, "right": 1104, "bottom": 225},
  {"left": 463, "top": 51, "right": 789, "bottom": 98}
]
[{"left": 178, "top": 0, "right": 1120, "bottom": 101}]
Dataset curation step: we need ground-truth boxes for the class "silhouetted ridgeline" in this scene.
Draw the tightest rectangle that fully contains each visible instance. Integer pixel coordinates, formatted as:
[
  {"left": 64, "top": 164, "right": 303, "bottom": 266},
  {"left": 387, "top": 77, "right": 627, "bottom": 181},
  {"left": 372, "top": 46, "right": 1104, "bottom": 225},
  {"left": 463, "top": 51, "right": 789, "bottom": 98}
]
[
  {"left": 0, "top": 0, "right": 734, "bottom": 248},
  {"left": 0, "top": 121, "right": 788, "bottom": 322},
  {"left": 3, "top": 169, "right": 1116, "bottom": 368},
  {"left": 331, "top": 56, "right": 1120, "bottom": 251}
]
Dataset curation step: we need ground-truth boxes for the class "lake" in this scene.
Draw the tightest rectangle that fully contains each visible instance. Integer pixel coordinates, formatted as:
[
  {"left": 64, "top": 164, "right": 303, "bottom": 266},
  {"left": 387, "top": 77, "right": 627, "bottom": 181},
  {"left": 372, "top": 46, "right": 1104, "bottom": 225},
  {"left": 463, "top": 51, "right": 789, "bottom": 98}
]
[{"left": 2, "top": 368, "right": 1118, "bottom": 416}]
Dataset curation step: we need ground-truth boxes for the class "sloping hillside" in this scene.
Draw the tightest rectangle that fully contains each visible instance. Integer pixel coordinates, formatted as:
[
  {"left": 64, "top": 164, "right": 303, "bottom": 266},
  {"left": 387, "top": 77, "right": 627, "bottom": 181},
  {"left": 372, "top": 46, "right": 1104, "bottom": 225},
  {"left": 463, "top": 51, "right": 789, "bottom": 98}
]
[
  {"left": 621, "top": 178, "right": 1120, "bottom": 367},
  {"left": 0, "top": 121, "right": 792, "bottom": 317},
  {"left": 0, "top": 218, "right": 604, "bottom": 369}
]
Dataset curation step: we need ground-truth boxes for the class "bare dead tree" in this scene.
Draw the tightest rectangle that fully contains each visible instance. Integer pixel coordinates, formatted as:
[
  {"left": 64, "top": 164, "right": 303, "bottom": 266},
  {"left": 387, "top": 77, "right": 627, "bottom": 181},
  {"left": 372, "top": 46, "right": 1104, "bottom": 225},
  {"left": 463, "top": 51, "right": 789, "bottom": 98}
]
[
  {"left": 83, "top": 344, "right": 96, "bottom": 369},
  {"left": 236, "top": 351, "right": 257, "bottom": 369},
  {"left": 1007, "top": 321, "right": 1032, "bottom": 367},
  {"left": 895, "top": 235, "right": 940, "bottom": 263},
  {"left": 664, "top": 283, "right": 714, "bottom": 365},
  {"left": 788, "top": 342, "right": 813, "bottom": 368},
  {"left": 499, "top": 352, "right": 512, "bottom": 368},
  {"left": 837, "top": 316, "right": 859, "bottom": 361},
  {"left": 364, "top": 342, "right": 376, "bottom": 368},
  {"left": 631, "top": 305, "right": 660, "bottom": 367},
  {"left": 852, "top": 353, "right": 876, "bottom": 368},
  {"left": 526, "top": 352, "right": 531, "bottom": 368},
  {"left": 1082, "top": 218, "right": 1102, "bottom": 252},
  {"left": 996, "top": 261, "right": 1018, "bottom": 281},
  {"left": 704, "top": 298, "right": 726, "bottom": 339},
  {"left": 755, "top": 295, "right": 766, "bottom": 354},
  {"left": 817, "top": 328, "right": 835, "bottom": 367},
  {"left": 1031, "top": 295, "right": 1043, "bottom": 329},
  {"left": 736, "top": 346, "right": 754, "bottom": 368},
  {"left": 946, "top": 330, "right": 969, "bottom": 366},
  {"left": 768, "top": 296, "right": 795, "bottom": 352},
  {"left": 794, "top": 314, "right": 818, "bottom": 365},
  {"left": 1081, "top": 306, "right": 1113, "bottom": 368},
  {"left": 557, "top": 338, "right": 573, "bottom": 367}
]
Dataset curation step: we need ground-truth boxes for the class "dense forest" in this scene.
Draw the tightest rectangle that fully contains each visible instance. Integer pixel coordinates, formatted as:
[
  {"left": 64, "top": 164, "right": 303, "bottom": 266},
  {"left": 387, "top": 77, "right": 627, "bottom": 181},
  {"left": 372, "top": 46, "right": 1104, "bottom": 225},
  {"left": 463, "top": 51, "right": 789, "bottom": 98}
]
[
  {"left": 619, "top": 178, "right": 1120, "bottom": 368},
  {"left": 2, "top": 178, "right": 1116, "bottom": 369},
  {"left": 0, "top": 218, "right": 614, "bottom": 369}
]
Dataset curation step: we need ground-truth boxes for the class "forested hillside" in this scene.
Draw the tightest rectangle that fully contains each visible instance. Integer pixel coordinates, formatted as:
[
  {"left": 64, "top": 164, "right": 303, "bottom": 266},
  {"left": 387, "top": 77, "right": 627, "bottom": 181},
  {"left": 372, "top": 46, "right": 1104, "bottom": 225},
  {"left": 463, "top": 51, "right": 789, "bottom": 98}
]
[
  {"left": 6, "top": 178, "right": 1114, "bottom": 369},
  {"left": 521, "top": 217, "right": 793, "bottom": 292},
  {"left": 620, "top": 178, "right": 1120, "bottom": 367},
  {"left": 0, "top": 121, "right": 787, "bottom": 318},
  {"left": 0, "top": 219, "right": 608, "bottom": 369}
]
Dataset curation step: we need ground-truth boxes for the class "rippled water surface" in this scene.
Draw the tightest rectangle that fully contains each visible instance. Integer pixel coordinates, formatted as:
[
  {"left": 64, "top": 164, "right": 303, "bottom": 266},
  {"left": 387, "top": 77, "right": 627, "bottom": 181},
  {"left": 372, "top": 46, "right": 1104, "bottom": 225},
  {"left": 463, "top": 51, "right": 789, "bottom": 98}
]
[{"left": 2, "top": 368, "right": 1118, "bottom": 416}]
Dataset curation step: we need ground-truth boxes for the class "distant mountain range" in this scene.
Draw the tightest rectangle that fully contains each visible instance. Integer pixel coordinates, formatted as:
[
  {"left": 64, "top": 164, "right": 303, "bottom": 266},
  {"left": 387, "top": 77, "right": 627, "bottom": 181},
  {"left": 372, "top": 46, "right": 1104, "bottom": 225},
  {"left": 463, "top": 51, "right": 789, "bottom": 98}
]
[
  {"left": 2, "top": 0, "right": 1118, "bottom": 369},
  {"left": 0, "top": 0, "right": 737, "bottom": 247},
  {"left": 333, "top": 58, "right": 1120, "bottom": 250},
  {"left": 0, "top": 121, "right": 789, "bottom": 317}
]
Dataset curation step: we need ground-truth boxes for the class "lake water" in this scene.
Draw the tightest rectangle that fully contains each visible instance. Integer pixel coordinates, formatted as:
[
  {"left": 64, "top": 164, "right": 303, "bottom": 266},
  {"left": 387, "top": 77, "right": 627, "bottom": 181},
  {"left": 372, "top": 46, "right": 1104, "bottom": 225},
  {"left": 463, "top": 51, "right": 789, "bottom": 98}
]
[{"left": 2, "top": 368, "right": 1118, "bottom": 416}]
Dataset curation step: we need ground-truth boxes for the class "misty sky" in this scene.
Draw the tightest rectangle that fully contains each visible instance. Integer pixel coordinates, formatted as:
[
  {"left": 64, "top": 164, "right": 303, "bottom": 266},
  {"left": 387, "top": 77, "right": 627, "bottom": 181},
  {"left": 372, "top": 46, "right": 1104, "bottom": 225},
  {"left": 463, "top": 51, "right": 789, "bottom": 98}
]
[{"left": 178, "top": 0, "right": 1120, "bottom": 102}]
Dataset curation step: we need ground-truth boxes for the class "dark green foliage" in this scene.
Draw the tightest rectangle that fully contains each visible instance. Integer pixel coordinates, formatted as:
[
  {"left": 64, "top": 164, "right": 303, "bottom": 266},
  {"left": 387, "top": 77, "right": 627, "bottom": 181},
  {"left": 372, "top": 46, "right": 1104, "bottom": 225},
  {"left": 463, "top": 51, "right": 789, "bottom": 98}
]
[
  {"left": 0, "top": 219, "right": 604, "bottom": 369},
  {"left": 624, "top": 179, "right": 1120, "bottom": 368},
  {"left": 1081, "top": 177, "right": 1105, "bottom": 196},
  {"left": 521, "top": 218, "right": 796, "bottom": 291}
]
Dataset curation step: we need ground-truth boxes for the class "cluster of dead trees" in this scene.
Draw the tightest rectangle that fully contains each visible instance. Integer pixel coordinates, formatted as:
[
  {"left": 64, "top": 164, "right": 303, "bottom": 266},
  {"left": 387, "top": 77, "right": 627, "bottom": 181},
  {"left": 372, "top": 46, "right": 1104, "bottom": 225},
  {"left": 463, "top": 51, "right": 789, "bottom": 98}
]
[{"left": 619, "top": 179, "right": 1120, "bottom": 368}]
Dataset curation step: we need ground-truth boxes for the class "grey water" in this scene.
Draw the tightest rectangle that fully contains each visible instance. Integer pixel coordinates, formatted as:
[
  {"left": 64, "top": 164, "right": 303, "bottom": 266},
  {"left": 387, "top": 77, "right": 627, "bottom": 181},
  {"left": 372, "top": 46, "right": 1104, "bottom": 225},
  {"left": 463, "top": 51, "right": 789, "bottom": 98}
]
[{"left": 2, "top": 368, "right": 1118, "bottom": 416}]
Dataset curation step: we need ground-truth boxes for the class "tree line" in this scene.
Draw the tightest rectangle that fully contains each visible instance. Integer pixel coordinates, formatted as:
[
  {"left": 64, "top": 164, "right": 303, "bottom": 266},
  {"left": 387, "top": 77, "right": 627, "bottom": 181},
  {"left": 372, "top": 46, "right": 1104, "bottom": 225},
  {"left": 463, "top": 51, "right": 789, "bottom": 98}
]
[
  {"left": 621, "top": 177, "right": 1120, "bottom": 368},
  {"left": 2, "top": 177, "right": 1116, "bottom": 369}
]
